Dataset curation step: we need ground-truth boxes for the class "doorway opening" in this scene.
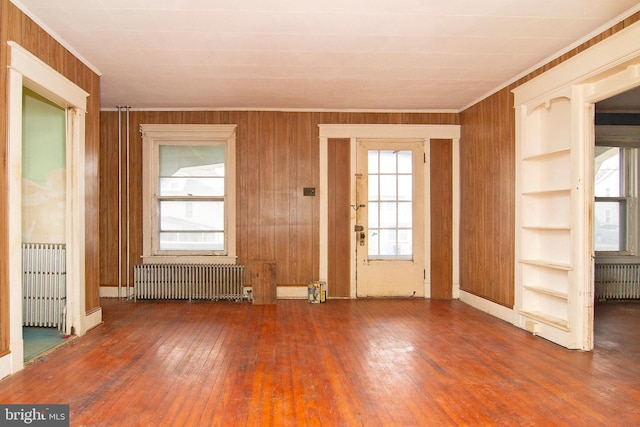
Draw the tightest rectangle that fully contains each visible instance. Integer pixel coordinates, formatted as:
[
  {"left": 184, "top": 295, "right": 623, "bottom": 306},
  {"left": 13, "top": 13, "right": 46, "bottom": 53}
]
[
  {"left": 593, "top": 86, "right": 640, "bottom": 351},
  {"left": 21, "top": 88, "right": 69, "bottom": 362},
  {"left": 3, "top": 41, "right": 90, "bottom": 375}
]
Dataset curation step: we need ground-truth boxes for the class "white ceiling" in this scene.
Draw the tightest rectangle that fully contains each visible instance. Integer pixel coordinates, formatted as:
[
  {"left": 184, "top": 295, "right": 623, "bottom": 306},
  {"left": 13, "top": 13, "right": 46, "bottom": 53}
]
[{"left": 13, "top": 0, "right": 640, "bottom": 111}]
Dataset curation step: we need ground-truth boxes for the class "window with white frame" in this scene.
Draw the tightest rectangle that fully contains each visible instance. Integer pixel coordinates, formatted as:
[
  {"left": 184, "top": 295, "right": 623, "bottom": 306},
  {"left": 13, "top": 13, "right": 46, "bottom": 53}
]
[
  {"left": 141, "top": 124, "right": 237, "bottom": 263},
  {"left": 594, "top": 142, "right": 638, "bottom": 254}
]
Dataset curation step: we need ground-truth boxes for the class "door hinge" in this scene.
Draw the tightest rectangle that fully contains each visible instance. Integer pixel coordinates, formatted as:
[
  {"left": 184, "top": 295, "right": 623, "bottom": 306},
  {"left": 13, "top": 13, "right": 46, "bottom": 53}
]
[
  {"left": 424, "top": 153, "right": 426, "bottom": 163},
  {"left": 424, "top": 269, "right": 426, "bottom": 280}
]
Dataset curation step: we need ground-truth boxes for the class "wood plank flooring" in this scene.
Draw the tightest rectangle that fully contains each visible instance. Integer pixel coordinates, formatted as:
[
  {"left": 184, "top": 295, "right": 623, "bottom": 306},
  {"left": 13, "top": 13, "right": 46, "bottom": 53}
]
[{"left": 0, "top": 299, "right": 639, "bottom": 426}]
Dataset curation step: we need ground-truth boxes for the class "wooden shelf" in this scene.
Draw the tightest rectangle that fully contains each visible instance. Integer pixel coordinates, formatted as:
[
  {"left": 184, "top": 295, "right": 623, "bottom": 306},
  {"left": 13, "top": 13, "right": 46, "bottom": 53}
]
[
  {"left": 521, "top": 225, "right": 571, "bottom": 231},
  {"left": 521, "top": 188, "right": 571, "bottom": 196},
  {"left": 520, "top": 310, "right": 570, "bottom": 331},
  {"left": 519, "top": 259, "right": 572, "bottom": 271},
  {"left": 523, "top": 285, "right": 568, "bottom": 300},
  {"left": 522, "top": 147, "right": 570, "bottom": 161}
]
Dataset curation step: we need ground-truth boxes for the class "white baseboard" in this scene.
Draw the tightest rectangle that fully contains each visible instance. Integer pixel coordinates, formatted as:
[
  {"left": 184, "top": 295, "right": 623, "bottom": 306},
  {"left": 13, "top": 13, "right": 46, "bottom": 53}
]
[
  {"left": 277, "top": 286, "right": 308, "bottom": 299},
  {"left": 101, "top": 285, "right": 310, "bottom": 300},
  {"left": 83, "top": 307, "right": 103, "bottom": 334},
  {"left": 100, "top": 286, "right": 134, "bottom": 298},
  {"left": 459, "top": 290, "right": 516, "bottom": 325}
]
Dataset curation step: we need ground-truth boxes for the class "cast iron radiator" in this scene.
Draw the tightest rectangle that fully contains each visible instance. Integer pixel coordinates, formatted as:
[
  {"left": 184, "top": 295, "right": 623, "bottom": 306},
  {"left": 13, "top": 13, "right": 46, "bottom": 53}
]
[
  {"left": 594, "top": 263, "right": 640, "bottom": 300},
  {"left": 22, "top": 243, "right": 67, "bottom": 331},
  {"left": 134, "top": 263, "right": 245, "bottom": 301}
]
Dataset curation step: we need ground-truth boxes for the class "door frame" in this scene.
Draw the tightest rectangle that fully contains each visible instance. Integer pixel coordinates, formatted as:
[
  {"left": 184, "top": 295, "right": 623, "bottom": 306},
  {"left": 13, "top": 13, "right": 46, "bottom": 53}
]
[
  {"left": 2, "top": 42, "right": 91, "bottom": 376},
  {"left": 318, "top": 124, "right": 461, "bottom": 298}
]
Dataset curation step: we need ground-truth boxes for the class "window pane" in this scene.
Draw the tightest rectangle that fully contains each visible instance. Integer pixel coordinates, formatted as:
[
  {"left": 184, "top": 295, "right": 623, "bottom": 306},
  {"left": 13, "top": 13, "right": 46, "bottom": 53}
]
[
  {"left": 398, "top": 175, "right": 412, "bottom": 201},
  {"left": 379, "top": 175, "right": 396, "bottom": 200},
  {"left": 159, "top": 145, "right": 225, "bottom": 196},
  {"left": 368, "top": 230, "right": 379, "bottom": 256},
  {"left": 160, "top": 231, "right": 224, "bottom": 251},
  {"left": 160, "top": 177, "right": 224, "bottom": 196},
  {"left": 160, "top": 201, "right": 224, "bottom": 231},
  {"left": 368, "top": 202, "right": 379, "bottom": 228},
  {"left": 366, "top": 149, "right": 414, "bottom": 259},
  {"left": 594, "top": 201, "right": 624, "bottom": 251},
  {"left": 397, "top": 229, "right": 412, "bottom": 255},
  {"left": 368, "top": 151, "right": 378, "bottom": 173},
  {"left": 397, "top": 150, "right": 412, "bottom": 173},
  {"left": 379, "top": 150, "right": 396, "bottom": 173},
  {"left": 379, "top": 229, "right": 397, "bottom": 255},
  {"left": 379, "top": 202, "right": 397, "bottom": 228},
  {"left": 594, "top": 147, "right": 620, "bottom": 197},
  {"left": 398, "top": 202, "right": 412, "bottom": 228},
  {"left": 368, "top": 175, "right": 378, "bottom": 200}
]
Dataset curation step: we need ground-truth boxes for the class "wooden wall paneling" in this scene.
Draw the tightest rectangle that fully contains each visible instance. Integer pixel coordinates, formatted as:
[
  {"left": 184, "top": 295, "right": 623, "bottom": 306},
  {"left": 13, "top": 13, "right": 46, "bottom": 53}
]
[
  {"left": 430, "top": 139, "right": 453, "bottom": 299},
  {"left": 20, "top": 13, "right": 37, "bottom": 53},
  {"left": 127, "top": 111, "right": 144, "bottom": 286},
  {"left": 165, "top": 110, "right": 183, "bottom": 124},
  {"left": 99, "top": 110, "right": 462, "bottom": 291},
  {"left": 460, "top": 89, "right": 514, "bottom": 307},
  {"left": 208, "top": 110, "right": 230, "bottom": 124},
  {"left": 296, "top": 113, "right": 315, "bottom": 283},
  {"left": 5, "top": 0, "right": 21, "bottom": 45},
  {"left": 287, "top": 113, "right": 299, "bottom": 284},
  {"left": 230, "top": 111, "right": 248, "bottom": 281},
  {"left": 245, "top": 112, "right": 262, "bottom": 281},
  {"left": 36, "top": 26, "right": 52, "bottom": 65},
  {"left": 317, "top": 112, "right": 331, "bottom": 126},
  {"left": 50, "top": 36, "right": 65, "bottom": 73},
  {"left": 327, "top": 139, "right": 351, "bottom": 297},
  {"left": 99, "top": 112, "right": 118, "bottom": 287},
  {"left": 230, "top": 111, "right": 247, "bottom": 280},
  {"left": 274, "top": 112, "right": 291, "bottom": 284},
  {"left": 182, "top": 110, "right": 205, "bottom": 123},
  {"left": 85, "top": 73, "right": 101, "bottom": 310},
  {"left": 309, "top": 113, "right": 320, "bottom": 280},
  {"left": 259, "top": 111, "right": 276, "bottom": 267}
]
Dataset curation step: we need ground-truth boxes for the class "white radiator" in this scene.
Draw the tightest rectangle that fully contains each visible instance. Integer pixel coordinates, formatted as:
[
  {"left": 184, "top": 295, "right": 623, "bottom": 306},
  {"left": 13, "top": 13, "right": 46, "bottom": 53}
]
[
  {"left": 22, "top": 243, "right": 67, "bottom": 331},
  {"left": 594, "top": 263, "right": 640, "bottom": 299},
  {"left": 134, "top": 263, "right": 245, "bottom": 301}
]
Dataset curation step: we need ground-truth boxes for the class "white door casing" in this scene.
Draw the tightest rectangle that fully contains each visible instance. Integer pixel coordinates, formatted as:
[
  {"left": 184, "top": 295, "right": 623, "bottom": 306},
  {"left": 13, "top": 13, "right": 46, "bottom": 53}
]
[
  {"left": 318, "top": 124, "right": 460, "bottom": 299},
  {"left": 2, "top": 41, "right": 95, "bottom": 377}
]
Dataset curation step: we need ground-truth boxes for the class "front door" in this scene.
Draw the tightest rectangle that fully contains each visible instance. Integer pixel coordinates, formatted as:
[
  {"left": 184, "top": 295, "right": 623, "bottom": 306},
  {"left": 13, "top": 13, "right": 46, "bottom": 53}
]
[{"left": 355, "top": 139, "right": 425, "bottom": 297}]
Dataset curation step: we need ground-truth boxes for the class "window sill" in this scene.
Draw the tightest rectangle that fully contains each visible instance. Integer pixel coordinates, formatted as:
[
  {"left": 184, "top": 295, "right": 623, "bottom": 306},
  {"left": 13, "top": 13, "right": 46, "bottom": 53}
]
[{"left": 141, "top": 255, "right": 237, "bottom": 265}]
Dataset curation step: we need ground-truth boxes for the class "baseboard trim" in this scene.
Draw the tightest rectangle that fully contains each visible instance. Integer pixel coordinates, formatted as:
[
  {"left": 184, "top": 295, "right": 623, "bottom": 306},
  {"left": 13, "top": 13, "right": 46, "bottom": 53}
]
[{"left": 459, "top": 290, "right": 516, "bottom": 325}]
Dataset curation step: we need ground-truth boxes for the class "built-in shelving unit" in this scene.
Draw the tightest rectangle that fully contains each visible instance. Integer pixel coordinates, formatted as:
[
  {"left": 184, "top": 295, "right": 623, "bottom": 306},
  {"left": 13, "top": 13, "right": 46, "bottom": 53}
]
[{"left": 516, "top": 95, "right": 574, "bottom": 344}]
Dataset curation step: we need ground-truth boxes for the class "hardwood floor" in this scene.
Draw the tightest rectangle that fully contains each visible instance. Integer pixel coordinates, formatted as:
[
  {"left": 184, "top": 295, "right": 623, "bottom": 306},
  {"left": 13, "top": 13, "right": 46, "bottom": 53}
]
[{"left": 0, "top": 298, "right": 639, "bottom": 426}]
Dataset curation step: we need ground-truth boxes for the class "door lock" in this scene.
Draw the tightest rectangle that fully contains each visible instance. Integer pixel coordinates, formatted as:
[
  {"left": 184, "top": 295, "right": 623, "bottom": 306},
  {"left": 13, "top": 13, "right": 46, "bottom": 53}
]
[{"left": 359, "top": 232, "right": 366, "bottom": 246}]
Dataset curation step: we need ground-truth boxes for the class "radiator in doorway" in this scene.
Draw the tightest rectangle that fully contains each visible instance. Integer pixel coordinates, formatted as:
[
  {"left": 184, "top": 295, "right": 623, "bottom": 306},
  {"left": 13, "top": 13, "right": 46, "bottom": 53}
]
[
  {"left": 594, "top": 263, "right": 640, "bottom": 300},
  {"left": 134, "top": 263, "right": 245, "bottom": 301},
  {"left": 22, "top": 243, "right": 67, "bottom": 331}
]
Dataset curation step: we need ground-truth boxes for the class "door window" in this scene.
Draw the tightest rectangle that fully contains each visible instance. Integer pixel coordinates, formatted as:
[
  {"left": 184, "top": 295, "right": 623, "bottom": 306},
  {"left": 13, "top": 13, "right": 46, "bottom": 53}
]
[{"left": 367, "top": 149, "right": 413, "bottom": 260}]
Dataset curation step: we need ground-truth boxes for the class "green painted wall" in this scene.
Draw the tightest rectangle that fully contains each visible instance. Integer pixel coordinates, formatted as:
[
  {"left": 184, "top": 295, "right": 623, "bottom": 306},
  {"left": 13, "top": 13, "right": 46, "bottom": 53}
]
[
  {"left": 22, "top": 88, "right": 65, "bottom": 184},
  {"left": 22, "top": 87, "right": 66, "bottom": 242}
]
